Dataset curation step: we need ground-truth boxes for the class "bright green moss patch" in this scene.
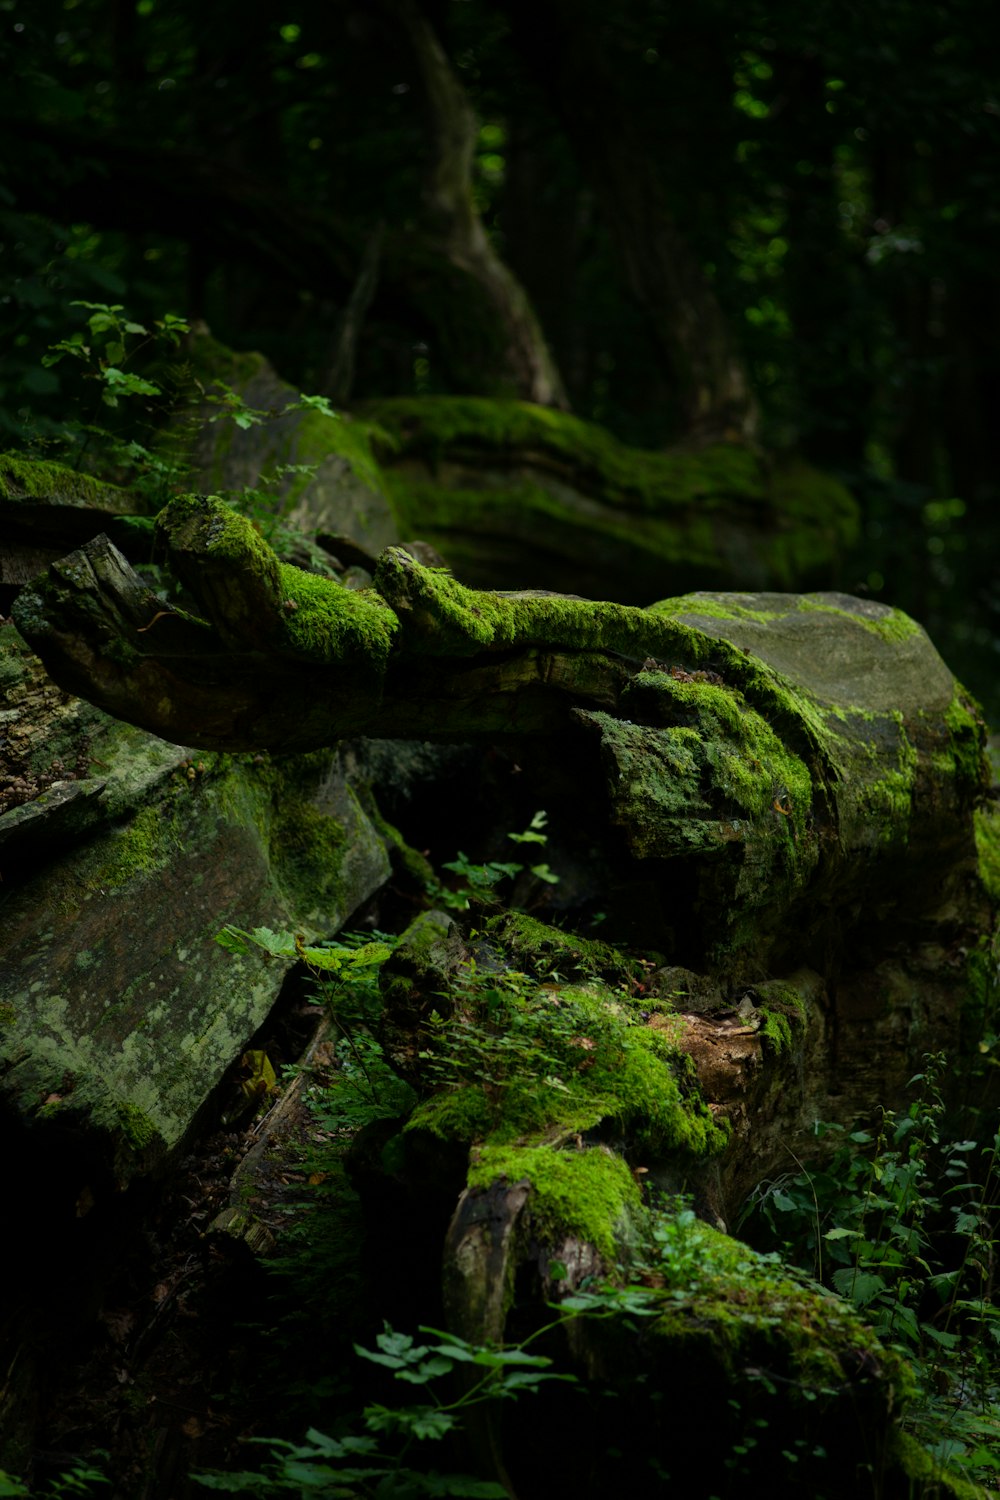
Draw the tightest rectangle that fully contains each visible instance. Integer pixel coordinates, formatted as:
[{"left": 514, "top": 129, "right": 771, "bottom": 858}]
[
  {"left": 407, "top": 961, "right": 726, "bottom": 1162},
  {"left": 277, "top": 563, "right": 398, "bottom": 666},
  {"left": 91, "top": 803, "right": 179, "bottom": 892},
  {"left": 468, "top": 1143, "right": 641, "bottom": 1260},
  {"left": 974, "top": 805, "right": 1000, "bottom": 903},
  {"left": 115, "top": 1099, "right": 160, "bottom": 1151},
  {"left": 0, "top": 451, "right": 135, "bottom": 512},
  {"left": 752, "top": 980, "right": 808, "bottom": 1053},
  {"left": 480, "top": 911, "right": 644, "bottom": 989},
  {"left": 944, "top": 686, "right": 990, "bottom": 790},
  {"left": 647, "top": 1215, "right": 905, "bottom": 1390},
  {"left": 374, "top": 545, "right": 688, "bottom": 660}
]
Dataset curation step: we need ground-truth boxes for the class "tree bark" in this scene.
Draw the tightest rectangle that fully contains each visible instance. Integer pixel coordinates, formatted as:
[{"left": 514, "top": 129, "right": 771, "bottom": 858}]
[{"left": 383, "top": 0, "right": 568, "bottom": 407}]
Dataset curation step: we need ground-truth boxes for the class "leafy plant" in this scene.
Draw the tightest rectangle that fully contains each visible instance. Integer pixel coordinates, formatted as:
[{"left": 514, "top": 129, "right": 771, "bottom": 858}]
[
  {"left": 741, "top": 1055, "right": 1000, "bottom": 1485},
  {"left": 216, "top": 926, "right": 412, "bottom": 1133},
  {"left": 0, "top": 1462, "right": 109, "bottom": 1497},
  {"left": 192, "top": 1321, "right": 578, "bottom": 1497},
  {"left": 426, "top": 812, "right": 559, "bottom": 912}
]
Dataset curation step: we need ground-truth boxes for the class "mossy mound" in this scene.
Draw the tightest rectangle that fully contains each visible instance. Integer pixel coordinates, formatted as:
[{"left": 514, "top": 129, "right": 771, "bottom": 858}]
[{"left": 364, "top": 394, "right": 860, "bottom": 600}]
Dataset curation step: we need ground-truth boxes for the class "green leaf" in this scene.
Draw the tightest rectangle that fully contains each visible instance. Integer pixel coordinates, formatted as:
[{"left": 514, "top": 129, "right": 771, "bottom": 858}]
[
  {"left": 416, "top": 1476, "right": 508, "bottom": 1497},
  {"left": 395, "top": 1356, "right": 455, "bottom": 1384},
  {"left": 286, "top": 392, "right": 340, "bottom": 419},
  {"left": 831, "top": 1268, "right": 886, "bottom": 1306},
  {"left": 364, "top": 1403, "right": 455, "bottom": 1441},
  {"left": 191, "top": 1475, "right": 272, "bottom": 1493},
  {"left": 215, "top": 925, "right": 298, "bottom": 959},
  {"left": 102, "top": 366, "right": 162, "bottom": 397}
]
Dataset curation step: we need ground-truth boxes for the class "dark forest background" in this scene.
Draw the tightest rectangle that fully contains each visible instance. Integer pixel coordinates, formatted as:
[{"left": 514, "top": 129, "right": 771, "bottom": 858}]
[{"left": 3, "top": 0, "right": 1000, "bottom": 715}]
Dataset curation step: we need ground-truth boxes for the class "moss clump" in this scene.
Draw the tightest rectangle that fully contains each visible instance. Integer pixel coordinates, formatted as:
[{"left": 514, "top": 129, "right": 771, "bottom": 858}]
[
  {"left": 91, "top": 803, "right": 178, "bottom": 892},
  {"left": 374, "top": 545, "right": 690, "bottom": 660},
  {"left": 276, "top": 562, "right": 398, "bottom": 667},
  {"left": 974, "top": 805, "right": 1000, "bottom": 904},
  {"left": 366, "top": 396, "right": 853, "bottom": 522},
  {"left": 159, "top": 494, "right": 399, "bottom": 667},
  {"left": 468, "top": 1143, "right": 641, "bottom": 1260},
  {"left": 643, "top": 1214, "right": 910, "bottom": 1394},
  {"left": 406, "top": 962, "right": 727, "bottom": 1163},
  {"left": 115, "top": 1099, "right": 159, "bottom": 1150},
  {"left": 269, "top": 797, "right": 347, "bottom": 920},
  {"left": 364, "top": 397, "right": 858, "bottom": 588},
  {"left": 0, "top": 451, "right": 135, "bottom": 512},
  {"left": 943, "top": 686, "right": 990, "bottom": 791},
  {"left": 480, "top": 911, "right": 644, "bottom": 989},
  {"left": 752, "top": 979, "right": 808, "bottom": 1053},
  {"left": 890, "top": 1431, "right": 993, "bottom": 1500},
  {"left": 384, "top": 479, "right": 721, "bottom": 575}
]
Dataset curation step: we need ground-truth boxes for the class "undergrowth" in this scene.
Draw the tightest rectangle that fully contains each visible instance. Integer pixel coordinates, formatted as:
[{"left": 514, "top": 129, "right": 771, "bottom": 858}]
[{"left": 740, "top": 1053, "right": 1000, "bottom": 1487}]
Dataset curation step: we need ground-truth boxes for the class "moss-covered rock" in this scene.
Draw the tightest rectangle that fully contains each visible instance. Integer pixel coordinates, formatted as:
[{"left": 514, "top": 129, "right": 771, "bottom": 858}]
[
  {"left": 0, "top": 625, "right": 392, "bottom": 1185},
  {"left": 364, "top": 394, "right": 860, "bottom": 599}
]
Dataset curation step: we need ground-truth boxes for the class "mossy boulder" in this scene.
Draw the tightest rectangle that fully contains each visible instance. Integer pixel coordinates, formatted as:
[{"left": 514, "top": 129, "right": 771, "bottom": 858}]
[
  {"left": 364, "top": 395, "right": 860, "bottom": 599},
  {"left": 0, "top": 623, "right": 391, "bottom": 1189}
]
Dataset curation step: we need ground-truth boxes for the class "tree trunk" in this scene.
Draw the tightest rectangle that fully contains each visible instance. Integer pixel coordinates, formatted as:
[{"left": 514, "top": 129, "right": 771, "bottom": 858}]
[
  {"left": 505, "top": 0, "right": 758, "bottom": 443},
  {"left": 384, "top": 0, "right": 567, "bottom": 407}
]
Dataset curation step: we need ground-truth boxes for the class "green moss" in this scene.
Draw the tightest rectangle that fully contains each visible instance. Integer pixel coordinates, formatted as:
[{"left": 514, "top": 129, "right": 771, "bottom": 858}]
[
  {"left": 890, "top": 1430, "right": 993, "bottom": 1500},
  {"left": 974, "top": 805, "right": 1000, "bottom": 903},
  {"left": 406, "top": 960, "right": 726, "bottom": 1167},
  {"left": 170, "top": 491, "right": 282, "bottom": 578},
  {"left": 645, "top": 1215, "right": 908, "bottom": 1392},
  {"left": 795, "top": 594, "right": 924, "bottom": 643},
  {"left": 943, "top": 686, "right": 990, "bottom": 791},
  {"left": 277, "top": 562, "right": 398, "bottom": 667},
  {"left": 467, "top": 1143, "right": 641, "bottom": 1260},
  {"left": 753, "top": 980, "right": 808, "bottom": 1053},
  {"left": 91, "top": 803, "right": 178, "bottom": 892},
  {"left": 480, "top": 911, "right": 643, "bottom": 988},
  {"left": 374, "top": 545, "right": 694, "bottom": 661},
  {"left": 384, "top": 479, "right": 722, "bottom": 574},
  {"left": 0, "top": 450, "right": 134, "bottom": 512},
  {"left": 963, "top": 932, "right": 1000, "bottom": 1044},
  {"left": 369, "top": 397, "right": 767, "bottom": 514},
  {"left": 115, "top": 1099, "right": 159, "bottom": 1150},
  {"left": 364, "top": 397, "right": 858, "bottom": 582},
  {"left": 287, "top": 406, "right": 395, "bottom": 505},
  {"left": 181, "top": 327, "right": 269, "bottom": 390},
  {"left": 269, "top": 796, "right": 347, "bottom": 919}
]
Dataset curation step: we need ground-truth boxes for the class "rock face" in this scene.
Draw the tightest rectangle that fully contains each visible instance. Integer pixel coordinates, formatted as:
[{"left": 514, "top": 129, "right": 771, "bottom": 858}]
[{"left": 0, "top": 624, "right": 391, "bottom": 1187}]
